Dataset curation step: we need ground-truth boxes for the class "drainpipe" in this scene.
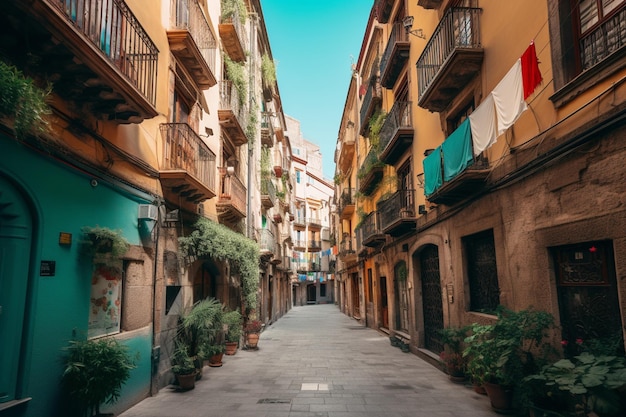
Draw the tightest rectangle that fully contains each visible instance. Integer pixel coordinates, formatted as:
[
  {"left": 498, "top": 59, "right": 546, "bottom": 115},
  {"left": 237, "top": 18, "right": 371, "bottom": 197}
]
[{"left": 247, "top": 12, "right": 258, "bottom": 240}]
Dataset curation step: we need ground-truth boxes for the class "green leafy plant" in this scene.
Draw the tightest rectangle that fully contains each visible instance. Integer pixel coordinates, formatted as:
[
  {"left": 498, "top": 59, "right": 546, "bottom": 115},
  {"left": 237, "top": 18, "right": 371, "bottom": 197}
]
[
  {"left": 170, "top": 340, "right": 196, "bottom": 376},
  {"left": 223, "top": 310, "right": 243, "bottom": 343},
  {"left": 179, "top": 218, "right": 260, "bottom": 310},
  {"left": 524, "top": 353, "right": 626, "bottom": 416},
  {"left": 464, "top": 307, "right": 554, "bottom": 388},
  {"left": 61, "top": 338, "right": 137, "bottom": 417},
  {"left": 261, "top": 53, "right": 277, "bottom": 85},
  {"left": 0, "top": 60, "right": 50, "bottom": 138},
  {"left": 81, "top": 226, "right": 130, "bottom": 259},
  {"left": 246, "top": 100, "right": 258, "bottom": 144},
  {"left": 221, "top": 0, "right": 247, "bottom": 24},
  {"left": 224, "top": 55, "right": 247, "bottom": 106},
  {"left": 368, "top": 110, "right": 386, "bottom": 150},
  {"left": 177, "top": 298, "right": 224, "bottom": 363}
]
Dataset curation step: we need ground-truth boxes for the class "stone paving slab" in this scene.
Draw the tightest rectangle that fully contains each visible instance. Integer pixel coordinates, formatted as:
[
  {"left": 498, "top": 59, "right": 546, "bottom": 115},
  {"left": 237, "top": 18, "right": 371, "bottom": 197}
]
[{"left": 118, "top": 305, "right": 498, "bottom": 417}]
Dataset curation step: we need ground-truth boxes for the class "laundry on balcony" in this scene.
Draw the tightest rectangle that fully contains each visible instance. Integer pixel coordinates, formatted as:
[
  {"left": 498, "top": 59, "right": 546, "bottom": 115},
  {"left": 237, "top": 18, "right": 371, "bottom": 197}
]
[{"left": 441, "top": 119, "right": 473, "bottom": 182}]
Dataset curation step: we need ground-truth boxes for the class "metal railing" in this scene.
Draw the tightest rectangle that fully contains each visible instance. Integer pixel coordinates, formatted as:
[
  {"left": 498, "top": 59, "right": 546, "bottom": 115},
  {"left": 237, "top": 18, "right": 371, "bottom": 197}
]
[
  {"left": 360, "top": 78, "right": 382, "bottom": 129},
  {"left": 258, "top": 228, "right": 275, "bottom": 253},
  {"left": 261, "top": 178, "right": 276, "bottom": 206},
  {"left": 219, "top": 7, "right": 248, "bottom": 52},
  {"left": 377, "top": 189, "right": 415, "bottom": 231},
  {"left": 218, "top": 167, "right": 246, "bottom": 214},
  {"left": 380, "top": 22, "right": 409, "bottom": 79},
  {"left": 53, "top": 0, "right": 158, "bottom": 105},
  {"left": 417, "top": 7, "right": 482, "bottom": 99},
  {"left": 358, "top": 147, "right": 383, "bottom": 180},
  {"left": 307, "top": 218, "right": 322, "bottom": 228},
  {"left": 340, "top": 238, "right": 355, "bottom": 255},
  {"left": 580, "top": 7, "right": 626, "bottom": 70},
  {"left": 171, "top": 0, "right": 216, "bottom": 77},
  {"left": 160, "top": 123, "right": 216, "bottom": 191},
  {"left": 361, "top": 211, "right": 382, "bottom": 242},
  {"left": 380, "top": 101, "right": 412, "bottom": 154},
  {"left": 219, "top": 80, "right": 248, "bottom": 131}
]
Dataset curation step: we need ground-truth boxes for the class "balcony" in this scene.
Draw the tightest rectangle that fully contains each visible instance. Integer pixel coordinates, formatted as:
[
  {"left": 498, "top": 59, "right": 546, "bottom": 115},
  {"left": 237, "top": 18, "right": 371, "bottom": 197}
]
[
  {"left": 307, "top": 218, "right": 322, "bottom": 230},
  {"left": 360, "top": 211, "right": 386, "bottom": 248},
  {"left": 280, "top": 256, "right": 292, "bottom": 271},
  {"left": 377, "top": 190, "right": 416, "bottom": 237},
  {"left": 580, "top": 7, "right": 626, "bottom": 71},
  {"left": 379, "top": 101, "right": 414, "bottom": 165},
  {"left": 339, "top": 189, "right": 356, "bottom": 219},
  {"left": 423, "top": 122, "right": 490, "bottom": 205},
  {"left": 293, "top": 240, "right": 306, "bottom": 251},
  {"left": 168, "top": 0, "right": 217, "bottom": 89},
  {"left": 359, "top": 78, "right": 383, "bottom": 135},
  {"left": 337, "top": 127, "right": 356, "bottom": 174},
  {"left": 159, "top": 123, "right": 217, "bottom": 204},
  {"left": 218, "top": 8, "right": 246, "bottom": 62},
  {"left": 357, "top": 148, "right": 384, "bottom": 196},
  {"left": 271, "top": 244, "right": 282, "bottom": 265},
  {"left": 0, "top": 0, "right": 158, "bottom": 123},
  {"left": 293, "top": 216, "right": 306, "bottom": 229},
  {"left": 260, "top": 112, "right": 274, "bottom": 147},
  {"left": 217, "top": 167, "right": 247, "bottom": 223},
  {"left": 261, "top": 178, "right": 276, "bottom": 209},
  {"left": 380, "top": 23, "right": 410, "bottom": 89},
  {"left": 375, "top": 0, "right": 393, "bottom": 23},
  {"left": 308, "top": 240, "right": 321, "bottom": 252},
  {"left": 416, "top": 7, "right": 483, "bottom": 112},
  {"left": 258, "top": 228, "right": 275, "bottom": 259},
  {"left": 218, "top": 80, "right": 248, "bottom": 146}
]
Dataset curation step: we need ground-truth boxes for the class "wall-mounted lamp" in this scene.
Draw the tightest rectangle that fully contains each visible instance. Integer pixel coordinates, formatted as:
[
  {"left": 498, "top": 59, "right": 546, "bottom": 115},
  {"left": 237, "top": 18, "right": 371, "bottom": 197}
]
[
  {"left": 205, "top": 127, "right": 214, "bottom": 137},
  {"left": 226, "top": 166, "right": 235, "bottom": 176},
  {"left": 403, "top": 16, "right": 426, "bottom": 39}
]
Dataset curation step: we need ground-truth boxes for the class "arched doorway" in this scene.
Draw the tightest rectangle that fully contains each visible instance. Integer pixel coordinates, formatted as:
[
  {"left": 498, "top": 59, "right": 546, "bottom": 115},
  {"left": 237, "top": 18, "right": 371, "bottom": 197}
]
[
  {"left": 419, "top": 245, "right": 444, "bottom": 353},
  {"left": 0, "top": 175, "right": 34, "bottom": 403}
]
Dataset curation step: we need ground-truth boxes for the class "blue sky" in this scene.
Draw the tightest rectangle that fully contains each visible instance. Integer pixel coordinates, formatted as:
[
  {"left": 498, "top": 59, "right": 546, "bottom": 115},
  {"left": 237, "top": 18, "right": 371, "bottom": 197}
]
[{"left": 260, "top": 0, "right": 373, "bottom": 180}]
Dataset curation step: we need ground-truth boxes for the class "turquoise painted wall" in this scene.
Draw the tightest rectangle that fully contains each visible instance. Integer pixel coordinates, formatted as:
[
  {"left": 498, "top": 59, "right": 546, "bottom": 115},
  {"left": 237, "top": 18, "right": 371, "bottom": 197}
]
[{"left": 0, "top": 135, "right": 154, "bottom": 417}]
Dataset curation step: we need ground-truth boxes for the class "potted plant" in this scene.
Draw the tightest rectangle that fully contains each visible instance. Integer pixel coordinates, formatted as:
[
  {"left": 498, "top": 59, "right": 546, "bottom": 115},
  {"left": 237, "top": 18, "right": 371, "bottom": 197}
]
[
  {"left": 244, "top": 319, "right": 263, "bottom": 349},
  {"left": 176, "top": 298, "right": 224, "bottom": 377},
  {"left": 81, "top": 226, "right": 130, "bottom": 259},
  {"left": 61, "top": 337, "right": 137, "bottom": 417},
  {"left": 223, "top": 309, "right": 242, "bottom": 355},
  {"left": 523, "top": 352, "right": 626, "bottom": 417},
  {"left": 464, "top": 307, "right": 554, "bottom": 413},
  {"left": 170, "top": 341, "right": 197, "bottom": 391},
  {"left": 439, "top": 326, "right": 470, "bottom": 381}
]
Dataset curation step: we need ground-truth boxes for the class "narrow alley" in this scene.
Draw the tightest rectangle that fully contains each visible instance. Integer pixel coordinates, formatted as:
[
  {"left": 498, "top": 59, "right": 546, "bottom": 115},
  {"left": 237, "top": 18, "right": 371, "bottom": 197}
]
[{"left": 119, "top": 305, "right": 497, "bottom": 417}]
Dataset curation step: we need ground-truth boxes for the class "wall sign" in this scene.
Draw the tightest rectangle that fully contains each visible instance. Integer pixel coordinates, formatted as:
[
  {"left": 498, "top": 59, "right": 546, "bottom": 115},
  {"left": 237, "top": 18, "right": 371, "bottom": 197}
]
[{"left": 40, "top": 260, "right": 56, "bottom": 276}]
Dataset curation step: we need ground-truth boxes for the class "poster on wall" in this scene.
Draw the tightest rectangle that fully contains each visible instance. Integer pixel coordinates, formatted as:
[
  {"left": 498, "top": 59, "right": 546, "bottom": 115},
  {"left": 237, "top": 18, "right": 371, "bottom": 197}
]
[{"left": 88, "top": 260, "right": 122, "bottom": 339}]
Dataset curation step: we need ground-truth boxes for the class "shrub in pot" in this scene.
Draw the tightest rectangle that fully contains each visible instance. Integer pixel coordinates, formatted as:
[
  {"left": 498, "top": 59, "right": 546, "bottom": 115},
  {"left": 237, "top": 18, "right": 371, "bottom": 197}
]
[
  {"left": 61, "top": 337, "right": 137, "bottom": 417},
  {"left": 171, "top": 341, "right": 197, "bottom": 391},
  {"left": 223, "top": 309, "right": 242, "bottom": 355}
]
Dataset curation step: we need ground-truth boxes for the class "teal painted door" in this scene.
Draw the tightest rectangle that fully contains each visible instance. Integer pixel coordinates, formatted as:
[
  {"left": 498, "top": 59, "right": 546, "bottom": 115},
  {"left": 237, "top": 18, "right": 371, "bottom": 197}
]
[{"left": 0, "top": 176, "right": 33, "bottom": 402}]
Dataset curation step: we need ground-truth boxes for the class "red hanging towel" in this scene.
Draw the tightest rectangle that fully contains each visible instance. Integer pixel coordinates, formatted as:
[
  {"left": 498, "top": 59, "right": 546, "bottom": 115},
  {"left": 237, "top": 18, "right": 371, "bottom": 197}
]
[{"left": 521, "top": 41, "right": 542, "bottom": 100}]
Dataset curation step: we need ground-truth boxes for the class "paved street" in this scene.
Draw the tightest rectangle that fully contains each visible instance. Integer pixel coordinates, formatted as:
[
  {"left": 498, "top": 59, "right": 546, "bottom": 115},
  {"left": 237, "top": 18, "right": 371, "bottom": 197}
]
[{"left": 119, "top": 304, "right": 498, "bottom": 417}]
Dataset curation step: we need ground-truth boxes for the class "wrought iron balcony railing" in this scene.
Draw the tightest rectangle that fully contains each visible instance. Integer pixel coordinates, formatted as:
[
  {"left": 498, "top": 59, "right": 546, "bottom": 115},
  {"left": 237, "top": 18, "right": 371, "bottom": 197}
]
[
  {"left": 160, "top": 123, "right": 216, "bottom": 191},
  {"left": 218, "top": 167, "right": 246, "bottom": 215},
  {"left": 261, "top": 178, "right": 276, "bottom": 208},
  {"left": 52, "top": 0, "right": 158, "bottom": 105},
  {"left": 580, "top": 7, "right": 626, "bottom": 71},
  {"left": 377, "top": 189, "right": 416, "bottom": 231},
  {"left": 359, "top": 78, "right": 382, "bottom": 132},
  {"left": 380, "top": 22, "right": 410, "bottom": 89},
  {"left": 258, "top": 228, "right": 275, "bottom": 254},
  {"left": 379, "top": 101, "right": 413, "bottom": 160},
  {"left": 170, "top": 0, "right": 217, "bottom": 87}
]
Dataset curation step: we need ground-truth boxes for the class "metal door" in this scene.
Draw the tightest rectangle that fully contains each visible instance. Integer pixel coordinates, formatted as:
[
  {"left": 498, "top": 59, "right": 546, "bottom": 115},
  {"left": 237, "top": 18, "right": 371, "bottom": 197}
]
[{"left": 420, "top": 245, "right": 444, "bottom": 353}]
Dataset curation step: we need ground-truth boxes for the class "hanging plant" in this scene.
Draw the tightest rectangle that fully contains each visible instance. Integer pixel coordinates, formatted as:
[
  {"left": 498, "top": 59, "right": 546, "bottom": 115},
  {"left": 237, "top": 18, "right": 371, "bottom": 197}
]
[
  {"left": 369, "top": 110, "right": 387, "bottom": 151},
  {"left": 246, "top": 100, "right": 258, "bottom": 144},
  {"left": 179, "top": 218, "right": 260, "bottom": 310},
  {"left": 0, "top": 60, "right": 50, "bottom": 138},
  {"left": 221, "top": 0, "right": 247, "bottom": 24},
  {"left": 261, "top": 53, "right": 277, "bottom": 86},
  {"left": 260, "top": 146, "right": 271, "bottom": 178},
  {"left": 224, "top": 55, "right": 247, "bottom": 106},
  {"left": 81, "top": 226, "right": 130, "bottom": 259}
]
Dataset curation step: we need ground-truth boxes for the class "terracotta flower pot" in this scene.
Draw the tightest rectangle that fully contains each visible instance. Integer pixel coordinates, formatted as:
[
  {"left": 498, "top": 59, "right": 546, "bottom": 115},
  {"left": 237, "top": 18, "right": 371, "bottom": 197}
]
[
  {"left": 225, "top": 341, "right": 238, "bottom": 355},
  {"left": 208, "top": 352, "right": 224, "bottom": 367},
  {"left": 176, "top": 372, "right": 196, "bottom": 391},
  {"left": 246, "top": 332, "right": 260, "bottom": 349},
  {"left": 483, "top": 381, "right": 514, "bottom": 413}
]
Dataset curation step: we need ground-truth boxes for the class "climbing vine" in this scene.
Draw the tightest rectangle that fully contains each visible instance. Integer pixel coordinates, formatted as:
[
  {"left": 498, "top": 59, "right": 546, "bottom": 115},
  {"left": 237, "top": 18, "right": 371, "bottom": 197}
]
[{"left": 179, "top": 218, "right": 260, "bottom": 310}]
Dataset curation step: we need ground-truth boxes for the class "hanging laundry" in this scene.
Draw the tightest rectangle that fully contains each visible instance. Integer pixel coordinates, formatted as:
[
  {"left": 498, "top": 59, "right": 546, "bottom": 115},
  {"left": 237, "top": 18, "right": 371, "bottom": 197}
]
[
  {"left": 441, "top": 119, "right": 473, "bottom": 182},
  {"left": 469, "top": 94, "right": 497, "bottom": 156},
  {"left": 492, "top": 59, "right": 527, "bottom": 135},
  {"left": 520, "top": 41, "right": 542, "bottom": 100}
]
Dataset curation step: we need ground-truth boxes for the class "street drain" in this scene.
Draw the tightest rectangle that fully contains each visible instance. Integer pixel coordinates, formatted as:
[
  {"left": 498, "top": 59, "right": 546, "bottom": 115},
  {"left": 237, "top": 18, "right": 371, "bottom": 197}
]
[{"left": 257, "top": 399, "right": 292, "bottom": 404}]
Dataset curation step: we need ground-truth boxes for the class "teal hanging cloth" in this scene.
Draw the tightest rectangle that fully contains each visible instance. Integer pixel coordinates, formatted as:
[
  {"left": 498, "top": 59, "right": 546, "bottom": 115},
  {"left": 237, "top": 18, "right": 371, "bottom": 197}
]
[
  {"left": 423, "top": 147, "right": 443, "bottom": 197},
  {"left": 441, "top": 119, "right": 474, "bottom": 182}
]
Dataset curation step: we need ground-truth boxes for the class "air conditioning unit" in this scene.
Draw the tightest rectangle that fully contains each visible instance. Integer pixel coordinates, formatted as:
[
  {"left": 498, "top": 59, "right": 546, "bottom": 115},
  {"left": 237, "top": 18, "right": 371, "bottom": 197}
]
[{"left": 138, "top": 204, "right": 158, "bottom": 221}]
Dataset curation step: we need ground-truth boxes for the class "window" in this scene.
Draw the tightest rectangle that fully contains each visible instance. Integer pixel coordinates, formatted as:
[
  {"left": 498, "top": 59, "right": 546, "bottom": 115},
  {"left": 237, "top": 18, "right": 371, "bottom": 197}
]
[
  {"left": 550, "top": 0, "right": 625, "bottom": 99},
  {"left": 464, "top": 229, "right": 500, "bottom": 314},
  {"left": 296, "top": 170, "right": 301, "bottom": 183}
]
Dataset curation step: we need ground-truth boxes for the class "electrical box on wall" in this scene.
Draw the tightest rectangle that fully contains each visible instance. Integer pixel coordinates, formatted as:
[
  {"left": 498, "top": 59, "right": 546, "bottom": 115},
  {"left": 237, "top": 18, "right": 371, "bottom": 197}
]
[{"left": 138, "top": 204, "right": 158, "bottom": 221}]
